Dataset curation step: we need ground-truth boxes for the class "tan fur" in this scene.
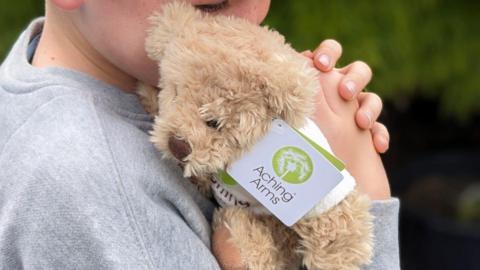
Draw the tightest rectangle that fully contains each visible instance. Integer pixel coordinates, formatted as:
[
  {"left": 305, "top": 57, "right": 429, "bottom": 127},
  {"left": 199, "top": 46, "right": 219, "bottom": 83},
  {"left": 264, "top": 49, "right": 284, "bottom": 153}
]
[
  {"left": 293, "top": 189, "right": 373, "bottom": 270},
  {"left": 137, "top": 83, "right": 160, "bottom": 115},
  {"left": 213, "top": 208, "right": 301, "bottom": 270},
  {"left": 140, "top": 2, "right": 373, "bottom": 269}
]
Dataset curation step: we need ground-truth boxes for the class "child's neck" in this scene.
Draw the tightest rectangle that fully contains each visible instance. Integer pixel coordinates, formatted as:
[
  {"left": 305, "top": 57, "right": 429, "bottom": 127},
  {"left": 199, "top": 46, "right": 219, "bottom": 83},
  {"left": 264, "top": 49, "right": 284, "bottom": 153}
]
[{"left": 32, "top": 8, "right": 137, "bottom": 93}]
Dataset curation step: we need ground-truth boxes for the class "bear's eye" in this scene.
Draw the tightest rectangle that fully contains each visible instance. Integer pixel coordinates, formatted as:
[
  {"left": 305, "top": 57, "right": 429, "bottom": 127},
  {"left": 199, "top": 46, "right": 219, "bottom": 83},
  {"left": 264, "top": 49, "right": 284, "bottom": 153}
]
[{"left": 206, "top": 120, "right": 220, "bottom": 130}]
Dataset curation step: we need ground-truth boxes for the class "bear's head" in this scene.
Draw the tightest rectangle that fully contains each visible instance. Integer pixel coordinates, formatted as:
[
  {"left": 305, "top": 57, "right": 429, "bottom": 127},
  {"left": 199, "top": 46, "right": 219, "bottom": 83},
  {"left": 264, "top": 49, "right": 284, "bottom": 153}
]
[{"left": 146, "top": 2, "right": 320, "bottom": 179}]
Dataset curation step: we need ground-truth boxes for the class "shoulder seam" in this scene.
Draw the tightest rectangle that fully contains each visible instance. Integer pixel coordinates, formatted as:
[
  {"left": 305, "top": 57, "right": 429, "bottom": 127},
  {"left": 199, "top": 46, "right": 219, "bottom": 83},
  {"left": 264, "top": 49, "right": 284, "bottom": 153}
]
[
  {"left": 0, "top": 94, "right": 85, "bottom": 157},
  {"left": 88, "top": 94, "right": 155, "bottom": 270}
]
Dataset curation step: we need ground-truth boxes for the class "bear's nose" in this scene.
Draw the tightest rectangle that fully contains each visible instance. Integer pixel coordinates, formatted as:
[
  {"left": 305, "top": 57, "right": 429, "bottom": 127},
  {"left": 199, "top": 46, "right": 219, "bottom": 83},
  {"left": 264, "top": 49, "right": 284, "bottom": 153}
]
[{"left": 168, "top": 136, "right": 192, "bottom": 161}]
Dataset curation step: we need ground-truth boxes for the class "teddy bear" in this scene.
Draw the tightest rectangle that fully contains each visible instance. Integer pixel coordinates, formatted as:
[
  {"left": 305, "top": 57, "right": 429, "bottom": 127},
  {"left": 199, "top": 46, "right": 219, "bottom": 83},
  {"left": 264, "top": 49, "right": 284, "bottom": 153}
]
[{"left": 137, "top": 2, "right": 373, "bottom": 269}]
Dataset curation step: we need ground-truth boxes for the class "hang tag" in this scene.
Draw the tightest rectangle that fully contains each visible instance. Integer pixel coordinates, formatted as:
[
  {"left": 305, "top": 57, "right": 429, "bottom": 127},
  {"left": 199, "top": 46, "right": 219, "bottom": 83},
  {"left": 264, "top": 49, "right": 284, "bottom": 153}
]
[{"left": 223, "top": 119, "right": 344, "bottom": 226}]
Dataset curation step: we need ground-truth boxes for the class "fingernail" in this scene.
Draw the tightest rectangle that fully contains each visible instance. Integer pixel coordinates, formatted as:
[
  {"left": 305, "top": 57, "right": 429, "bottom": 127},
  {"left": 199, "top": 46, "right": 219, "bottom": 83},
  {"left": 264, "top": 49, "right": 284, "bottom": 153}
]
[
  {"left": 364, "top": 111, "right": 372, "bottom": 127},
  {"left": 317, "top": 54, "right": 330, "bottom": 68},
  {"left": 379, "top": 136, "right": 389, "bottom": 150},
  {"left": 345, "top": 81, "right": 356, "bottom": 97}
]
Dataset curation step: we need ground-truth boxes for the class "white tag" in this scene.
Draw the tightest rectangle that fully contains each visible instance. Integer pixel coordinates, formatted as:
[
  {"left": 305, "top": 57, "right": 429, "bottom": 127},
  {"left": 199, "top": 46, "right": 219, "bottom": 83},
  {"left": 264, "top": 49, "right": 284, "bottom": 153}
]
[{"left": 224, "top": 119, "right": 344, "bottom": 226}]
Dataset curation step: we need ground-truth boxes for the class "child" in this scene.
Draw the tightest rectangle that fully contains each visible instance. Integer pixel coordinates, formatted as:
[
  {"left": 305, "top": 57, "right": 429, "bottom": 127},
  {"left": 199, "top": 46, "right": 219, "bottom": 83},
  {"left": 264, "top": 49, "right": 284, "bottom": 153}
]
[{"left": 0, "top": 0, "right": 399, "bottom": 269}]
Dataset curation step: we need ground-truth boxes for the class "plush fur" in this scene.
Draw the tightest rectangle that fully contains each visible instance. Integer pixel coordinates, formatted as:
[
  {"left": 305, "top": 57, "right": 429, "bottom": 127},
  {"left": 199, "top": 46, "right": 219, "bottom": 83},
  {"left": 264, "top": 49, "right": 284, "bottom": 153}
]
[{"left": 138, "top": 2, "right": 373, "bottom": 269}]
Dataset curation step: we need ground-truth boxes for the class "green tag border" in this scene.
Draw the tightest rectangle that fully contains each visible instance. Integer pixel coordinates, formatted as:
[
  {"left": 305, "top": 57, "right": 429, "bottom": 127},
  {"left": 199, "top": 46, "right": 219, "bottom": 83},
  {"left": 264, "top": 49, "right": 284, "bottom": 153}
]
[
  {"left": 218, "top": 170, "right": 237, "bottom": 185},
  {"left": 292, "top": 128, "right": 345, "bottom": 171}
]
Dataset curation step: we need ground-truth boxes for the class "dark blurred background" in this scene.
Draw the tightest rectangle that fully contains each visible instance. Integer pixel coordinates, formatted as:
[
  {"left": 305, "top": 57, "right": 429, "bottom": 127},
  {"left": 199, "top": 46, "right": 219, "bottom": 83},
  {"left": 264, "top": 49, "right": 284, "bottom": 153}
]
[{"left": 1, "top": 1, "right": 479, "bottom": 269}]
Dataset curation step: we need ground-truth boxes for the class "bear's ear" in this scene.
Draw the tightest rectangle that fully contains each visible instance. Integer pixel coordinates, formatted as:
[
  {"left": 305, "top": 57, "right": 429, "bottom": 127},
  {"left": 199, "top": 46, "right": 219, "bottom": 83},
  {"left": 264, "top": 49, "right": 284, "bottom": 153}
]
[
  {"left": 262, "top": 63, "right": 319, "bottom": 128},
  {"left": 145, "top": 1, "right": 203, "bottom": 61}
]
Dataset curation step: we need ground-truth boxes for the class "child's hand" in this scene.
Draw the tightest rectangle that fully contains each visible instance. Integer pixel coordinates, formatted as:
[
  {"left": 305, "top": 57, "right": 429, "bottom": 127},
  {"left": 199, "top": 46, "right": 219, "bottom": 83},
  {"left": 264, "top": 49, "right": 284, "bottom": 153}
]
[
  {"left": 312, "top": 66, "right": 391, "bottom": 200},
  {"left": 303, "top": 40, "right": 390, "bottom": 154}
]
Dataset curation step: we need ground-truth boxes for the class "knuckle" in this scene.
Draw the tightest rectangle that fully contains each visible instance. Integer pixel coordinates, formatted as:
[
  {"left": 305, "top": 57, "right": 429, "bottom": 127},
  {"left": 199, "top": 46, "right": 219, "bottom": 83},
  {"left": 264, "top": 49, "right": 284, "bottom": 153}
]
[
  {"left": 376, "top": 122, "right": 387, "bottom": 131},
  {"left": 371, "top": 93, "right": 383, "bottom": 107},
  {"left": 354, "top": 60, "right": 373, "bottom": 75},
  {"left": 322, "top": 39, "right": 342, "bottom": 54},
  {"left": 377, "top": 123, "right": 390, "bottom": 139}
]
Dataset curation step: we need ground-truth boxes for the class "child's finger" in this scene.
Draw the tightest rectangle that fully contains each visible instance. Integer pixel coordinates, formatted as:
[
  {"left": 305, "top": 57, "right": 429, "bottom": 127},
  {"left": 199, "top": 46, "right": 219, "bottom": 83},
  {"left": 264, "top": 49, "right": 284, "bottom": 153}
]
[
  {"left": 301, "top": 50, "right": 314, "bottom": 58},
  {"left": 338, "top": 61, "right": 372, "bottom": 100},
  {"left": 355, "top": 92, "right": 383, "bottom": 129},
  {"left": 313, "top": 39, "right": 342, "bottom": 72},
  {"left": 371, "top": 122, "right": 390, "bottom": 153},
  {"left": 212, "top": 225, "right": 244, "bottom": 269}
]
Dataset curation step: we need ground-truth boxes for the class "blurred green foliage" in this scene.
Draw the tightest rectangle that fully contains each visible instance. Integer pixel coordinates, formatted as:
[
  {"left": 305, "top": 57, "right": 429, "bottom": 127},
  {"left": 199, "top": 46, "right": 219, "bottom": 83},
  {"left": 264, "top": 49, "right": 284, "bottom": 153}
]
[
  {"left": 1, "top": 0, "right": 479, "bottom": 120},
  {"left": 0, "top": 0, "right": 43, "bottom": 59}
]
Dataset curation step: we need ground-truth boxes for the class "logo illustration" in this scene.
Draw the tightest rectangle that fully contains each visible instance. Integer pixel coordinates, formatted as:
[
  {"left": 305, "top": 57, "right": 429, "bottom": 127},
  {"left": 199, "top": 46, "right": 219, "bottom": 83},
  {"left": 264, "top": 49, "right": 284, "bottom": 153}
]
[{"left": 272, "top": 146, "right": 313, "bottom": 184}]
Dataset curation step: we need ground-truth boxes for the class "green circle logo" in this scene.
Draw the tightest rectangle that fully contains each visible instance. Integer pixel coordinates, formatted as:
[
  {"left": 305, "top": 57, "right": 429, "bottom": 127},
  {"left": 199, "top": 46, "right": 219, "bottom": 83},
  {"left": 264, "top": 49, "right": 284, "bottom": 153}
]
[{"left": 272, "top": 146, "right": 313, "bottom": 184}]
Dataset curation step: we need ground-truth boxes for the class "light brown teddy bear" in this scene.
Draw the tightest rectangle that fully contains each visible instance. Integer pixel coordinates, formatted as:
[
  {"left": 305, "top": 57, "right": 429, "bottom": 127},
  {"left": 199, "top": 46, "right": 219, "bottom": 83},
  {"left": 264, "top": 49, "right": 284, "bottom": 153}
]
[{"left": 138, "top": 2, "right": 373, "bottom": 270}]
